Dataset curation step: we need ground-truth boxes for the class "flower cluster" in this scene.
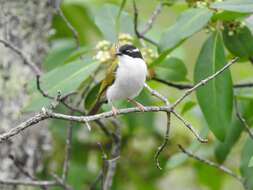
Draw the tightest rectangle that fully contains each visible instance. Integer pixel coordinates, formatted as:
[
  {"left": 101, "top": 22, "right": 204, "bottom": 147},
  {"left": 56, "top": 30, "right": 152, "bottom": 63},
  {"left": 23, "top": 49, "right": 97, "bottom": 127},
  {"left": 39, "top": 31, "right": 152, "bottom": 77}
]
[
  {"left": 94, "top": 33, "right": 157, "bottom": 65},
  {"left": 141, "top": 47, "right": 158, "bottom": 65},
  {"left": 118, "top": 33, "right": 134, "bottom": 45},
  {"left": 188, "top": 0, "right": 223, "bottom": 8},
  {"left": 94, "top": 40, "right": 112, "bottom": 63}
]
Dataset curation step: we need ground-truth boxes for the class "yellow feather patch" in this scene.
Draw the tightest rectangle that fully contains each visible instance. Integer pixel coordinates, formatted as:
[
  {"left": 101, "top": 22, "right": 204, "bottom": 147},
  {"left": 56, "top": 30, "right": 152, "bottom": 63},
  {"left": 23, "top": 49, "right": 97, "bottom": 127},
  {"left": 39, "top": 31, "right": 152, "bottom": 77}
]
[{"left": 98, "top": 59, "right": 118, "bottom": 95}]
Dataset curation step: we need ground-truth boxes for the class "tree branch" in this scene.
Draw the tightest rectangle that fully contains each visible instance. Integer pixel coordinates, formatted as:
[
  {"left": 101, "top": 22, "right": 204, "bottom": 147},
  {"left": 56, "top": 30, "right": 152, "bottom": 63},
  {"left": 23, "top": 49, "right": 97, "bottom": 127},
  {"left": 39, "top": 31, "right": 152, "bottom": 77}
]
[
  {"left": 0, "top": 179, "right": 58, "bottom": 187},
  {"left": 62, "top": 125, "right": 73, "bottom": 182},
  {"left": 141, "top": 3, "right": 163, "bottom": 35},
  {"left": 171, "top": 57, "right": 239, "bottom": 108},
  {"left": 0, "top": 57, "right": 239, "bottom": 146},
  {"left": 56, "top": 0, "right": 80, "bottom": 48},
  {"left": 102, "top": 126, "right": 121, "bottom": 190},
  {"left": 234, "top": 98, "right": 253, "bottom": 140},
  {"left": 154, "top": 112, "right": 171, "bottom": 170},
  {"left": 133, "top": 0, "right": 159, "bottom": 46},
  {"left": 153, "top": 77, "right": 253, "bottom": 90},
  {"left": 178, "top": 145, "right": 245, "bottom": 186},
  {"left": 144, "top": 83, "right": 207, "bottom": 170}
]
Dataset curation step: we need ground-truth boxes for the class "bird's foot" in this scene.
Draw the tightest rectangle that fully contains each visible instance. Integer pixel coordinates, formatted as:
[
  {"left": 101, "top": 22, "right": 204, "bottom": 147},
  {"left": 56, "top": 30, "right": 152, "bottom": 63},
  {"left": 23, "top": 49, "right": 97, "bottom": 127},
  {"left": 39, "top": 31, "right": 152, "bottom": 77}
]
[
  {"left": 128, "top": 99, "right": 145, "bottom": 112},
  {"left": 112, "top": 106, "right": 119, "bottom": 116},
  {"left": 136, "top": 102, "right": 145, "bottom": 112}
]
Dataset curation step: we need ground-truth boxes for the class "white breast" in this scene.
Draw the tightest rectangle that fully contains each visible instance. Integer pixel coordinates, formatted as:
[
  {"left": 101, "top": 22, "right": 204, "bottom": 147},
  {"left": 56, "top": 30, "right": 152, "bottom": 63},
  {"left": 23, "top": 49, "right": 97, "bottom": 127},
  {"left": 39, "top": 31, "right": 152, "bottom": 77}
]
[{"left": 106, "top": 55, "right": 147, "bottom": 102}]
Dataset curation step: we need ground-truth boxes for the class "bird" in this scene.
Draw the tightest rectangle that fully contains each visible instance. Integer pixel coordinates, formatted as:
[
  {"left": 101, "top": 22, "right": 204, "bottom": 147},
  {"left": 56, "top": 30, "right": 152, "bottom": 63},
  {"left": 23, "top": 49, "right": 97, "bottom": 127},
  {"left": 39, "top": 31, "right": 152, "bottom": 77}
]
[{"left": 89, "top": 44, "right": 148, "bottom": 116}]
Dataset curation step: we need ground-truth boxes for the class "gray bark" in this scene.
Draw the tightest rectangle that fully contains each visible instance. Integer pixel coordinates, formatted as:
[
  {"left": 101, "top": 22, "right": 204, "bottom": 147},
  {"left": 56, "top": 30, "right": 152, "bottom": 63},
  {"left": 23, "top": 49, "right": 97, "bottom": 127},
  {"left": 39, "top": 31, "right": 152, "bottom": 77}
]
[{"left": 0, "top": 0, "right": 54, "bottom": 189}]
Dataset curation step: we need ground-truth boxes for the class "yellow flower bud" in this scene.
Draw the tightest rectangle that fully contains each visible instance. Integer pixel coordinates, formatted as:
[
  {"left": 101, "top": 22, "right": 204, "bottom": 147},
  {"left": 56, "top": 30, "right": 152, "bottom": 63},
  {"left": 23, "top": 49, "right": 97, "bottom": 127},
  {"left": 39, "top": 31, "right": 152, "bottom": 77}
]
[{"left": 118, "top": 33, "right": 134, "bottom": 45}]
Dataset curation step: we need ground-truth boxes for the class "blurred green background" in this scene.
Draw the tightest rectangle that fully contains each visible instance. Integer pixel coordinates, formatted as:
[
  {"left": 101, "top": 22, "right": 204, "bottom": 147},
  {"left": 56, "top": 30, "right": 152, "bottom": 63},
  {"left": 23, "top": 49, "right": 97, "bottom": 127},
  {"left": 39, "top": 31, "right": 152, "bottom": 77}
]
[{"left": 23, "top": 0, "right": 253, "bottom": 189}]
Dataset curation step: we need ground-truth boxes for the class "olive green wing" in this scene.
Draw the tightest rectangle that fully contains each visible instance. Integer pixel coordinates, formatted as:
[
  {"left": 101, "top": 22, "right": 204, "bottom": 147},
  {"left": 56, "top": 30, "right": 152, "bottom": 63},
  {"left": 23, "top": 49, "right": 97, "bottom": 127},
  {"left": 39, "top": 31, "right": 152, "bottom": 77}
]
[
  {"left": 88, "top": 60, "right": 118, "bottom": 114},
  {"left": 98, "top": 60, "right": 118, "bottom": 96}
]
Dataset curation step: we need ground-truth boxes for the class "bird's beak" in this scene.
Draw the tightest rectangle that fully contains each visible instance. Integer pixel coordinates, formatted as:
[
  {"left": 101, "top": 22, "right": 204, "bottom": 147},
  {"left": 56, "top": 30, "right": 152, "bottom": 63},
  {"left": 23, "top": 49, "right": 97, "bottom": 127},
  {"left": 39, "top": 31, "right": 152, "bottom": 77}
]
[{"left": 116, "top": 52, "right": 122, "bottom": 56}]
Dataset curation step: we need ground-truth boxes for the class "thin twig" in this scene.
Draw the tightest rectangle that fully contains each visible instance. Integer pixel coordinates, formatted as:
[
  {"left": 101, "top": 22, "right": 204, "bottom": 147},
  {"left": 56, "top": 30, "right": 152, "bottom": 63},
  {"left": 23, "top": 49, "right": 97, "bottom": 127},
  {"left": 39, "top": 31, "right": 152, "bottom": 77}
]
[
  {"left": 144, "top": 83, "right": 169, "bottom": 106},
  {"left": 133, "top": 0, "right": 159, "bottom": 46},
  {"left": 51, "top": 173, "right": 73, "bottom": 190},
  {"left": 152, "top": 77, "right": 193, "bottom": 90},
  {"left": 90, "top": 171, "right": 103, "bottom": 190},
  {"left": 8, "top": 154, "right": 35, "bottom": 180},
  {"left": 155, "top": 112, "right": 171, "bottom": 170},
  {"left": 153, "top": 77, "right": 253, "bottom": 90},
  {"left": 144, "top": 83, "right": 206, "bottom": 169},
  {"left": 141, "top": 3, "right": 162, "bottom": 35},
  {"left": 172, "top": 112, "right": 208, "bottom": 143},
  {"left": 8, "top": 154, "right": 48, "bottom": 190},
  {"left": 0, "top": 112, "right": 49, "bottom": 143},
  {"left": 56, "top": 0, "right": 80, "bottom": 48},
  {"left": 234, "top": 98, "right": 253, "bottom": 140},
  {"left": 102, "top": 126, "right": 121, "bottom": 190},
  {"left": 178, "top": 144, "right": 245, "bottom": 186},
  {"left": 0, "top": 39, "right": 41, "bottom": 75},
  {"left": 234, "top": 83, "right": 253, "bottom": 88},
  {"left": 36, "top": 75, "right": 54, "bottom": 99},
  {"left": 171, "top": 57, "right": 239, "bottom": 108},
  {"left": 62, "top": 125, "right": 73, "bottom": 182},
  {"left": 36, "top": 75, "right": 81, "bottom": 112},
  {"left": 0, "top": 179, "right": 58, "bottom": 187}
]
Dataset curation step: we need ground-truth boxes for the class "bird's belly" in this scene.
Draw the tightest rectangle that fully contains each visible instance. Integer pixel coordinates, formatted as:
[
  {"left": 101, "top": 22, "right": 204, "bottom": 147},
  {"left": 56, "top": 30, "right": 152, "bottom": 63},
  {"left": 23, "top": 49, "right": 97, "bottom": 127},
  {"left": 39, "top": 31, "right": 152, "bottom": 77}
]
[
  {"left": 106, "top": 62, "right": 146, "bottom": 101},
  {"left": 118, "top": 71, "right": 144, "bottom": 97}
]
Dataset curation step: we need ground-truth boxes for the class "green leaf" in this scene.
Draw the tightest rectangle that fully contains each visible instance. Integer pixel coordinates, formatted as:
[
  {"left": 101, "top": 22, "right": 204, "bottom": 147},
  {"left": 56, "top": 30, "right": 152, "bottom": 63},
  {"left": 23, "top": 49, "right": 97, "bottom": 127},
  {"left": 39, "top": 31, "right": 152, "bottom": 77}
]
[
  {"left": 194, "top": 32, "right": 233, "bottom": 141},
  {"left": 215, "top": 100, "right": 253, "bottom": 163},
  {"left": 195, "top": 162, "right": 224, "bottom": 190},
  {"left": 42, "top": 39, "right": 76, "bottom": 71},
  {"left": 211, "top": 0, "right": 253, "bottom": 13},
  {"left": 212, "top": 11, "right": 249, "bottom": 22},
  {"left": 241, "top": 137, "right": 253, "bottom": 189},
  {"left": 154, "top": 57, "right": 188, "bottom": 82},
  {"left": 64, "top": 46, "right": 91, "bottom": 64},
  {"left": 223, "top": 26, "right": 253, "bottom": 58},
  {"left": 52, "top": 2, "right": 98, "bottom": 45},
  {"left": 93, "top": 4, "right": 134, "bottom": 42},
  {"left": 84, "top": 82, "right": 101, "bottom": 110},
  {"left": 24, "top": 60, "right": 100, "bottom": 112},
  {"left": 246, "top": 16, "right": 253, "bottom": 34},
  {"left": 159, "top": 8, "right": 213, "bottom": 53}
]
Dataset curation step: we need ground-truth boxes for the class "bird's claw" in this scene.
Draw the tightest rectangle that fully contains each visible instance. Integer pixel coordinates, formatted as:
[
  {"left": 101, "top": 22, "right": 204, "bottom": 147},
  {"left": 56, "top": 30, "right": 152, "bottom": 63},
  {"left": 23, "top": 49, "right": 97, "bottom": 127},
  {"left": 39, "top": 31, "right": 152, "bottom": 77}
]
[
  {"left": 136, "top": 102, "right": 145, "bottom": 112},
  {"left": 112, "top": 106, "right": 119, "bottom": 116}
]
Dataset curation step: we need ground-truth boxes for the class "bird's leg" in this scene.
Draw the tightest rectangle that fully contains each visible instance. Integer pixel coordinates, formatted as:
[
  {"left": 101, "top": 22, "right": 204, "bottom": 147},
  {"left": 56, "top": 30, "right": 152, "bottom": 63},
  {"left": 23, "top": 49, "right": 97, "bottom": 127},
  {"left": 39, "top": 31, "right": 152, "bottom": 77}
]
[
  {"left": 112, "top": 105, "right": 119, "bottom": 116},
  {"left": 109, "top": 100, "right": 118, "bottom": 116},
  {"left": 127, "top": 98, "right": 145, "bottom": 112}
]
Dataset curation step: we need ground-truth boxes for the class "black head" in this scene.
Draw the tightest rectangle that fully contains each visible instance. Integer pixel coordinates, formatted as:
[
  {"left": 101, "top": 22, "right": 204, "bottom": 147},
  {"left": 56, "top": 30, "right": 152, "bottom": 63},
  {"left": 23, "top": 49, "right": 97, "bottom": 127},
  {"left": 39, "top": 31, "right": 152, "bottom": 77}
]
[{"left": 116, "top": 44, "right": 143, "bottom": 59}]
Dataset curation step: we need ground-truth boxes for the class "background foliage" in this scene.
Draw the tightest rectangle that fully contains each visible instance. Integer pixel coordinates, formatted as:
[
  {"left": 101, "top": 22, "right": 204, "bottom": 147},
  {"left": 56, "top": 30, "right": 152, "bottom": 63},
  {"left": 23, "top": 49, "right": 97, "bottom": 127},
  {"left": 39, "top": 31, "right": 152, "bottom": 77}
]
[{"left": 20, "top": 0, "right": 253, "bottom": 189}]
